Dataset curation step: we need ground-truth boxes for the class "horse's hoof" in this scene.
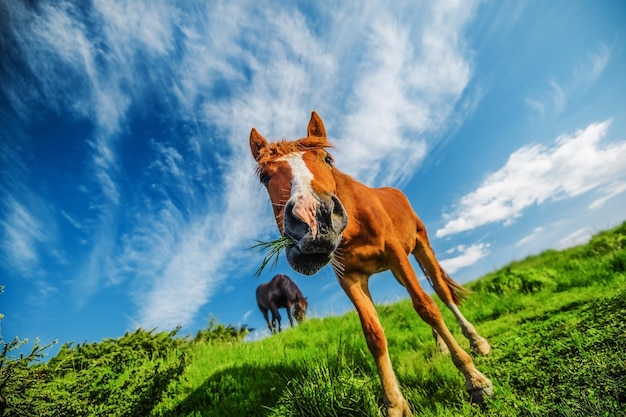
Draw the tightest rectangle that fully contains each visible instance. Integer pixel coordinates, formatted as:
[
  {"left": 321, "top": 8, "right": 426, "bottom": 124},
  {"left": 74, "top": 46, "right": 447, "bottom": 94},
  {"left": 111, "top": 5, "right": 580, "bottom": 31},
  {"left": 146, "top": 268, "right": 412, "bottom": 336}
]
[
  {"left": 471, "top": 337, "right": 491, "bottom": 356},
  {"left": 468, "top": 383, "right": 494, "bottom": 404},
  {"left": 386, "top": 402, "right": 413, "bottom": 417},
  {"left": 436, "top": 342, "right": 450, "bottom": 355}
]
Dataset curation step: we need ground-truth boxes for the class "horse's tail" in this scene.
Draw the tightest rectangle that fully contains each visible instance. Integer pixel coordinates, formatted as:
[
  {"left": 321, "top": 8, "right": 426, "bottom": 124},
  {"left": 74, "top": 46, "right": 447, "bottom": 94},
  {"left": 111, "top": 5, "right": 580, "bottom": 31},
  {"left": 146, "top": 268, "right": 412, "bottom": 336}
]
[
  {"left": 441, "top": 269, "right": 471, "bottom": 305},
  {"left": 419, "top": 264, "right": 471, "bottom": 305}
]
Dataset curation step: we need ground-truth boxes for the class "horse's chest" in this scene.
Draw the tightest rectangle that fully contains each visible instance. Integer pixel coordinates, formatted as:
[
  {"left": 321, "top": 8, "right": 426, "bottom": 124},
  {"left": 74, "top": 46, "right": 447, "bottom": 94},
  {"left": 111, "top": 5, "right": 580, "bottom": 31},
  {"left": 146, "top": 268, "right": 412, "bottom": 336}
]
[{"left": 341, "top": 244, "right": 390, "bottom": 275}]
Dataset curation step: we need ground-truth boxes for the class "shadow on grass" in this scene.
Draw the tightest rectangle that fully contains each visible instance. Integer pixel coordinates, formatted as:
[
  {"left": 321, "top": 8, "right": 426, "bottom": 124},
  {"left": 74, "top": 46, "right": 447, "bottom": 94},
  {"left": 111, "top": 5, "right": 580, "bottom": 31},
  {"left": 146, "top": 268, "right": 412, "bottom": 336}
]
[{"left": 163, "top": 362, "right": 303, "bottom": 417}]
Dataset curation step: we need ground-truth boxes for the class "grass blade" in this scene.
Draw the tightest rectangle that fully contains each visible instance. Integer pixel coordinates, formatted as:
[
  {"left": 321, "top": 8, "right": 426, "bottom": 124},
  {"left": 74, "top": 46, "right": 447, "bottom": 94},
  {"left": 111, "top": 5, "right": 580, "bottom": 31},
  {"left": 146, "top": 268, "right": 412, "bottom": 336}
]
[{"left": 249, "top": 236, "right": 294, "bottom": 279}]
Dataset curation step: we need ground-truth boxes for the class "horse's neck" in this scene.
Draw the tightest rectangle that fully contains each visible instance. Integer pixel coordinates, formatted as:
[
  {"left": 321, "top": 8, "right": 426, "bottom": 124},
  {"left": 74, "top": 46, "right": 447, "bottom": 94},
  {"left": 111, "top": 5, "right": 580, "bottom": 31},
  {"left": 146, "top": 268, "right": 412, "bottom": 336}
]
[
  {"left": 333, "top": 169, "right": 385, "bottom": 246},
  {"left": 333, "top": 169, "right": 365, "bottom": 216}
]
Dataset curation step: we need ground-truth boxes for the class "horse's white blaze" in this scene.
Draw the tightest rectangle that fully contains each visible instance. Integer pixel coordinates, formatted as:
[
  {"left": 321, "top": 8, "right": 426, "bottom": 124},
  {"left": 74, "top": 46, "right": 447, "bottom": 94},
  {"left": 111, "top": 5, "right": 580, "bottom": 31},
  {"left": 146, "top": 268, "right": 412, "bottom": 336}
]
[{"left": 278, "top": 152, "right": 320, "bottom": 238}]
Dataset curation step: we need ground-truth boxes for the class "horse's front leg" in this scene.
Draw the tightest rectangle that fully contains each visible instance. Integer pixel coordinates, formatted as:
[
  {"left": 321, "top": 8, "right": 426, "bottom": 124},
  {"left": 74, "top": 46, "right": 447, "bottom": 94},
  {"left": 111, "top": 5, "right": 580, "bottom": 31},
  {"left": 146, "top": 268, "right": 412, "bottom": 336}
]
[
  {"left": 432, "top": 329, "right": 450, "bottom": 355},
  {"left": 269, "top": 304, "right": 282, "bottom": 333},
  {"left": 339, "top": 273, "right": 413, "bottom": 417},
  {"left": 286, "top": 303, "right": 295, "bottom": 327}
]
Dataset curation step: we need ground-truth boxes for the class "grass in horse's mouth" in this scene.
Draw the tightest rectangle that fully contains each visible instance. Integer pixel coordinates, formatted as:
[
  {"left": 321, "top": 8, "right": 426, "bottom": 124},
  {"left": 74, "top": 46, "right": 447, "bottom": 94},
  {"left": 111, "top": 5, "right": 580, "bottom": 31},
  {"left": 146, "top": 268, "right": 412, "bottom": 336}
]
[{"left": 250, "top": 235, "right": 294, "bottom": 279}]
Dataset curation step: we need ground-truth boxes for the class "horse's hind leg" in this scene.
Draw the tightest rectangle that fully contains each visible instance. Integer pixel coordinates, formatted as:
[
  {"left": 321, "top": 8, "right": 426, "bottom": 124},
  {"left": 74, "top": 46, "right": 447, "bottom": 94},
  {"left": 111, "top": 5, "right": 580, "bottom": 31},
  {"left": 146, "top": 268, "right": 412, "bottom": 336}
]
[
  {"left": 389, "top": 242, "right": 493, "bottom": 403},
  {"left": 413, "top": 232, "right": 490, "bottom": 355},
  {"left": 430, "top": 303, "right": 490, "bottom": 356},
  {"left": 446, "top": 299, "right": 490, "bottom": 355},
  {"left": 260, "top": 306, "right": 275, "bottom": 334}
]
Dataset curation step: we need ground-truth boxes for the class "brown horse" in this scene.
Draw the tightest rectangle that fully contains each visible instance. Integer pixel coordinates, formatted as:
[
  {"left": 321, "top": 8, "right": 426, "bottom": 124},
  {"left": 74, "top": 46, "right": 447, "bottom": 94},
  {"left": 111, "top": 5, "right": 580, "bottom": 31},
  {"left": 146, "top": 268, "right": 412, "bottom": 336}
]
[
  {"left": 249, "top": 111, "right": 493, "bottom": 416},
  {"left": 256, "top": 274, "right": 308, "bottom": 334}
]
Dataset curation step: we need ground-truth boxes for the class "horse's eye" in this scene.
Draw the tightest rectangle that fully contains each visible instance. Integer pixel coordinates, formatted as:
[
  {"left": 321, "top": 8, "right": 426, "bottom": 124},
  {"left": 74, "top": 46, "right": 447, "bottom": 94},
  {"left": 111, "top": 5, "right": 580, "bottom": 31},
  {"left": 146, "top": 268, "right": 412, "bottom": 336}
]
[
  {"left": 259, "top": 173, "right": 270, "bottom": 186},
  {"left": 324, "top": 154, "right": 333, "bottom": 167}
]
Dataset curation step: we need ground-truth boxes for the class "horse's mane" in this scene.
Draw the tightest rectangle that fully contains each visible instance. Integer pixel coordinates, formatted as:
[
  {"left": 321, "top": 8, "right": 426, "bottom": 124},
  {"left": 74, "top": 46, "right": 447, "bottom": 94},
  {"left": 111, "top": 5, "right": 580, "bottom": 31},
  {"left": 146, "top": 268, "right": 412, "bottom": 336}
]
[{"left": 255, "top": 137, "right": 332, "bottom": 165}]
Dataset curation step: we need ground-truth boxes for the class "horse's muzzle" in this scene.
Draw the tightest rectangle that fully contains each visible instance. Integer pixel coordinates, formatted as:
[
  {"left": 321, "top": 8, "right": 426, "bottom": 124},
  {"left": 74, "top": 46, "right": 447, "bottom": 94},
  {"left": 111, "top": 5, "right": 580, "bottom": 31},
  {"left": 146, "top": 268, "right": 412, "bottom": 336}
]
[
  {"left": 284, "top": 194, "right": 347, "bottom": 275},
  {"left": 293, "top": 308, "right": 306, "bottom": 323}
]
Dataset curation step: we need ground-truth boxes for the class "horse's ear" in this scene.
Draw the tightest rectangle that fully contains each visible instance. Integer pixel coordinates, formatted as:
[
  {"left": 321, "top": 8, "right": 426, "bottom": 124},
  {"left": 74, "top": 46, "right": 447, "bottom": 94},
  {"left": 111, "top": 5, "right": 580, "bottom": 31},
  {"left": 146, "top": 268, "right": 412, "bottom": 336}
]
[
  {"left": 250, "top": 128, "right": 268, "bottom": 162},
  {"left": 307, "top": 111, "right": 327, "bottom": 139}
]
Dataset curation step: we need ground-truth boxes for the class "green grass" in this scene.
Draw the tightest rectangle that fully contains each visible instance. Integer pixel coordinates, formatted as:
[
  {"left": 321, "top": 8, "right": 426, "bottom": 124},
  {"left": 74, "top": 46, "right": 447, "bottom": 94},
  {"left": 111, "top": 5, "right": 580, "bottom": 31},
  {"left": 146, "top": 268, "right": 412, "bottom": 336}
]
[
  {"left": 145, "top": 221, "right": 626, "bottom": 417},
  {"left": 151, "top": 281, "right": 625, "bottom": 417},
  {"left": 14, "top": 221, "right": 626, "bottom": 416}
]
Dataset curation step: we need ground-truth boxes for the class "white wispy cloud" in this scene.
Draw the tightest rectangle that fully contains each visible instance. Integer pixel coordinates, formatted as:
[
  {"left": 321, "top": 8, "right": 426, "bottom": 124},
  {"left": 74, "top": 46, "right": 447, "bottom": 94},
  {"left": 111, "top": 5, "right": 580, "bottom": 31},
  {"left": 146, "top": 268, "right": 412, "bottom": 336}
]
[
  {"left": 120, "top": 131, "right": 271, "bottom": 329},
  {"left": 0, "top": 191, "right": 66, "bottom": 311},
  {"left": 132, "top": 219, "right": 228, "bottom": 330},
  {"left": 526, "top": 42, "right": 610, "bottom": 117},
  {"left": 437, "top": 120, "right": 626, "bottom": 237},
  {"left": 124, "top": 180, "right": 272, "bottom": 330},
  {"left": 440, "top": 243, "right": 490, "bottom": 274},
  {"left": 95, "top": 0, "right": 176, "bottom": 57},
  {"left": 0, "top": 131, "right": 64, "bottom": 281},
  {"left": 556, "top": 227, "right": 592, "bottom": 250},
  {"left": 588, "top": 182, "right": 626, "bottom": 210},
  {"left": 338, "top": 1, "right": 477, "bottom": 186},
  {"left": 1, "top": 199, "right": 45, "bottom": 277},
  {"left": 242, "top": 309, "right": 253, "bottom": 323},
  {"left": 8, "top": 1, "right": 182, "bottom": 301},
  {"left": 524, "top": 80, "right": 566, "bottom": 117},
  {"left": 572, "top": 43, "right": 610, "bottom": 90},
  {"left": 516, "top": 226, "right": 545, "bottom": 247}
]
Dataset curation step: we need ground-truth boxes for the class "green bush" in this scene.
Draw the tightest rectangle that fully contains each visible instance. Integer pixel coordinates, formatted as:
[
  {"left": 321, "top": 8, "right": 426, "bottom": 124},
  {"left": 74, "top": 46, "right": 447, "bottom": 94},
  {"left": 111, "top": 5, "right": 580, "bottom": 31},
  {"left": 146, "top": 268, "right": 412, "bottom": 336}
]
[
  {"left": 0, "top": 337, "right": 56, "bottom": 417},
  {"left": 609, "top": 250, "right": 626, "bottom": 273},
  {"left": 476, "top": 267, "right": 557, "bottom": 295},
  {"left": 193, "top": 316, "right": 253, "bottom": 344},
  {"left": 38, "top": 328, "right": 188, "bottom": 417},
  {"left": 0, "top": 285, "right": 57, "bottom": 417}
]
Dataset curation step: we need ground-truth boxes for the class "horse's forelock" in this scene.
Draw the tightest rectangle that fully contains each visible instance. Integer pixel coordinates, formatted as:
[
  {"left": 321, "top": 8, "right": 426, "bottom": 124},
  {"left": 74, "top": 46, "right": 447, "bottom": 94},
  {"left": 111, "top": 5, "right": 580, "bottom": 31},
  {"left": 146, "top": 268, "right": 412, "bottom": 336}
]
[{"left": 255, "top": 137, "right": 332, "bottom": 165}]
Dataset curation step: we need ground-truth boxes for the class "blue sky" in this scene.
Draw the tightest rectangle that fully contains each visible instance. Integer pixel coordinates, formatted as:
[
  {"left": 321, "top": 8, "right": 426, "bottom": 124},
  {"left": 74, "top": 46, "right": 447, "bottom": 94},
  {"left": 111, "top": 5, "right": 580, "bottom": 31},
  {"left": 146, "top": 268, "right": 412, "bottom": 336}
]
[{"left": 2, "top": 1, "right": 626, "bottom": 356}]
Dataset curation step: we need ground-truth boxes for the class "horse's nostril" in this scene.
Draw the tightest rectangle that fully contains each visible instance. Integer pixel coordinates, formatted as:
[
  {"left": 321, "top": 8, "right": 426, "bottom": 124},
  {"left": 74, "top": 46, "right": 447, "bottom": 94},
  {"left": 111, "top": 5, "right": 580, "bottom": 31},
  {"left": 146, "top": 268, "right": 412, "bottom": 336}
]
[
  {"left": 284, "top": 201, "right": 309, "bottom": 238},
  {"left": 330, "top": 195, "right": 348, "bottom": 232}
]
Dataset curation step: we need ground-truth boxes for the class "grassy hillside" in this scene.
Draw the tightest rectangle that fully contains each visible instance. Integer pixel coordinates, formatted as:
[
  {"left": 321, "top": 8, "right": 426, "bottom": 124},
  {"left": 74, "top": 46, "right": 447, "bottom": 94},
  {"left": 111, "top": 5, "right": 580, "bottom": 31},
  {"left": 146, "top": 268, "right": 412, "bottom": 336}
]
[
  {"left": 4, "top": 222, "right": 626, "bottom": 416},
  {"left": 152, "top": 221, "right": 626, "bottom": 417}
]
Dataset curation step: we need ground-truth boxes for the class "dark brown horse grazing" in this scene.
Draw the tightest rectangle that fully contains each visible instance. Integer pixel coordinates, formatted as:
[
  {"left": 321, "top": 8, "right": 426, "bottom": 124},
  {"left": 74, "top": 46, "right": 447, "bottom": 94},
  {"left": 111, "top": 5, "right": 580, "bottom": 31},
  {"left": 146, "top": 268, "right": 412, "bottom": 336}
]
[
  {"left": 249, "top": 112, "right": 493, "bottom": 416},
  {"left": 256, "top": 274, "right": 308, "bottom": 334}
]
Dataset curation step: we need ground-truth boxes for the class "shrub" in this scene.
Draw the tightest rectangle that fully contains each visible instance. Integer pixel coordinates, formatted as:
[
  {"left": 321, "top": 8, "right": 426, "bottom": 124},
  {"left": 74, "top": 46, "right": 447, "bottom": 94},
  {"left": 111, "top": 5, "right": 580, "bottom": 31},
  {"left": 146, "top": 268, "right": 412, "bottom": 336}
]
[
  {"left": 0, "top": 285, "right": 57, "bottom": 417},
  {"left": 609, "top": 250, "right": 626, "bottom": 273},
  {"left": 478, "top": 267, "right": 556, "bottom": 295},
  {"left": 0, "top": 337, "right": 56, "bottom": 417},
  {"left": 39, "top": 328, "right": 188, "bottom": 417},
  {"left": 193, "top": 316, "right": 253, "bottom": 344}
]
